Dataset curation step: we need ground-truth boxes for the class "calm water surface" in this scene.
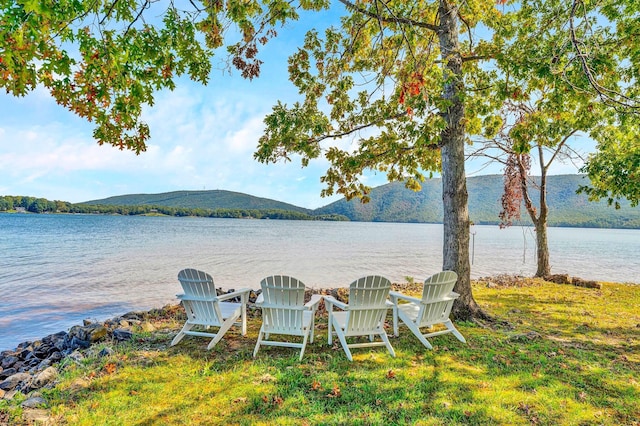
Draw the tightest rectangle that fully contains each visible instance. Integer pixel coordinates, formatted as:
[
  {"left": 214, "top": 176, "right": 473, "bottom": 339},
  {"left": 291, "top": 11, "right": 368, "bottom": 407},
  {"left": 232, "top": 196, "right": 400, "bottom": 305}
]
[{"left": 1, "top": 213, "right": 638, "bottom": 350}]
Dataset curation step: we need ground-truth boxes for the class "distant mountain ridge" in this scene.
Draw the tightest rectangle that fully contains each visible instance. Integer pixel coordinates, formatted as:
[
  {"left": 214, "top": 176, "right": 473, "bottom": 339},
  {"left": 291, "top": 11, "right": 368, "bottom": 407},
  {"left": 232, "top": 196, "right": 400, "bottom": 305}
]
[
  {"left": 82, "top": 189, "right": 311, "bottom": 213},
  {"left": 82, "top": 175, "right": 640, "bottom": 229}
]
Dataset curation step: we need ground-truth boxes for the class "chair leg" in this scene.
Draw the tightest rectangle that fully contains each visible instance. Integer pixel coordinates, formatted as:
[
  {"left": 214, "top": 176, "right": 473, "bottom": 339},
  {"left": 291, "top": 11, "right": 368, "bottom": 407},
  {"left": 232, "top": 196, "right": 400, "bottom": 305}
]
[
  {"left": 207, "top": 315, "right": 239, "bottom": 350},
  {"left": 309, "top": 315, "right": 316, "bottom": 344},
  {"left": 444, "top": 319, "right": 467, "bottom": 343},
  {"left": 241, "top": 299, "right": 247, "bottom": 335},
  {"left": 171, "top": 323, "right": 194, "bottom": 346},
  {"left": 327, "top": 311, "right": 334, "bottom": 345},
  {"left": 253, "top": 325, "right": 265, "bottom": 358},
  {"left": 400, "top": 314, "right": 434, "bottom": 349},
  {"left": 299, "top": 331, "right": 310, "bottom": 361},
  {"left": 333, "top": 319, "right": 353, "bottom": 362},
  {"left": 393, "top": 304, "right": 399, "bottom": 337},
  {"left": 380, "top": 331, "right": 396, "bottom": 357}
]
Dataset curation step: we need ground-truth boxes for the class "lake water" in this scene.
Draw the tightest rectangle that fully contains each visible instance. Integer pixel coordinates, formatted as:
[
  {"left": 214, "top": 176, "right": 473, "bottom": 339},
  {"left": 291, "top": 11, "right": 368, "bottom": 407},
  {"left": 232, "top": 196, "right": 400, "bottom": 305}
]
[{"left": 1, "top": 213, "right": 638, "bottom": 350}]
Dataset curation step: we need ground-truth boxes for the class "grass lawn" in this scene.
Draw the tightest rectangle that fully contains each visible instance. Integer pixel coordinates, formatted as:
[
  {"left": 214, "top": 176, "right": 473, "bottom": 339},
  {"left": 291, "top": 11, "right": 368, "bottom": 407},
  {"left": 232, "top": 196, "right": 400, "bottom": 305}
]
[{"left": 2, "top": 278, "right": 639, "bottom": 425}]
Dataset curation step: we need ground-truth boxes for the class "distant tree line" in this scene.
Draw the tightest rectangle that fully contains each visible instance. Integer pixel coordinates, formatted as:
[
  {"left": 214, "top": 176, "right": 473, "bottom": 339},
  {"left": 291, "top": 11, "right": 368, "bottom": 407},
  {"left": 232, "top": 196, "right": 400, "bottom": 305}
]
[{"left": 0, "top": 196, "right": 348, "bottom": 221}]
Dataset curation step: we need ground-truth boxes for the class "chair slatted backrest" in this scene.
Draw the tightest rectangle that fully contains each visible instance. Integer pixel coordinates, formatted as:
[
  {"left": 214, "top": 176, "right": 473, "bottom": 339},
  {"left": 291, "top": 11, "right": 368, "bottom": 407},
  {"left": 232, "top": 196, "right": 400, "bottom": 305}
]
[
  {"left": 178, "top": 268, "right": 223, "bottom": 326},
  {"left": 260, "top": 275, "right": 306, "bottom": 335},
  {"left": 421, "top": 271, "right": 458, "bottom": 301},
  {"left": 418, "top": 271, "right": 458, "bottom": 327},
  {"left": 345, "top": 275, "right": 391, "bottom": 335}
]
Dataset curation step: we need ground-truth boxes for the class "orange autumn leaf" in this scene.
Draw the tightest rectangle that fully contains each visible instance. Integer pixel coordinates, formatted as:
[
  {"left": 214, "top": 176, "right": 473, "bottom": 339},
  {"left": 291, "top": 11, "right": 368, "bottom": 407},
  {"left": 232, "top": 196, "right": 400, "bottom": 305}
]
[
  {"left": 327, "top": 386, "right": 341, "bottom": 398},
  {"left": 104, "top": 363, "right": 116, "bottom": 374},
  {"left": 386, "top": 369, "right": 396, "bottom": 379},
  {"left": 311, "top": 380, "right": 322, "bottom": 391}
]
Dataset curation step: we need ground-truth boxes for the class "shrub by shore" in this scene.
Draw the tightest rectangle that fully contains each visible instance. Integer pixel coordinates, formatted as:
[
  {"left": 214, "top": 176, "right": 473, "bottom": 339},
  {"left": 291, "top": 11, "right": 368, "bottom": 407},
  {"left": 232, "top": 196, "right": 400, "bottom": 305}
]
[{"left": 1, "top": 276, "right": 639, "bottom": 425}]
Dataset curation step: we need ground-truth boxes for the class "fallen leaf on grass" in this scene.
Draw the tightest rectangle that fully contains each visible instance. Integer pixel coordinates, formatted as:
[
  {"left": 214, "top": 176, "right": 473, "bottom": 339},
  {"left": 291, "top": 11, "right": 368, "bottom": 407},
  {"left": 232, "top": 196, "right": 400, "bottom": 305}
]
[
  {"left": 262, "top": 395, "right": 284, "bottom": 405},
  {"left": 386, "top": 370, "right": 396, "bottom": 379},
  {"left": 311, "top": 380, "right": 321, "bottom": 391},
  {"left": 327, "top": 386, "right": 341, "bottom": 398},
  {"left": 104, "top": 363, "right": 116, "bottom": 374}
]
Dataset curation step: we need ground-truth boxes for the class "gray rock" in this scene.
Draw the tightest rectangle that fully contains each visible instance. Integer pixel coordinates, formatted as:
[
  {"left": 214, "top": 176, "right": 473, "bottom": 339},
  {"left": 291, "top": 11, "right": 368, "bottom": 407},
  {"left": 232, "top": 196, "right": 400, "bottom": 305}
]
[
  {"left": 99, "top": 347, "right": 115, "bottom": 357},
  {"left": 32, "top": 367, "right": 57, "bottom": 389},
  {"left": 0, "top": 367, "right": 17, "bottom": 380},
  {"left": 0, "top": 372, "right": 31, "bottom": 391},
  {"left": 67, "top": 350, "right": 85, "bottom": 363},
  {"left": 21, "top": 395, "right": 47, "bottom": 408},
  {"left": 2, "top": 389, "right": 17, "bottom": 400},
  {"left": 1, "top": 355, "right": 19, "bottom": 369},
  {"left": 113, "top": 329, "right": 133, "bottom": 341}
]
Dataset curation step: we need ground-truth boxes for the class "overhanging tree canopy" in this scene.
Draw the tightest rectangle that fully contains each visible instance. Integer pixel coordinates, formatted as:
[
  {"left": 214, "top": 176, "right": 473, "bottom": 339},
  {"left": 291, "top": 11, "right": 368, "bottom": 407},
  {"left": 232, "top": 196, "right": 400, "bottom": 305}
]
[{"left": 0, "top": 0, "right": 329, "bottom": 152}]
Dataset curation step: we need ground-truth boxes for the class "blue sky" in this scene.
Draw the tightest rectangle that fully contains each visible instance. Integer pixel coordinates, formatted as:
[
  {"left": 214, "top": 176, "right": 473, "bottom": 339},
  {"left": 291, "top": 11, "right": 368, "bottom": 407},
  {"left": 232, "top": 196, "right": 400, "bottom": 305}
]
[{"left": 0, "top": 6, "right": 594, "bottom": 209}]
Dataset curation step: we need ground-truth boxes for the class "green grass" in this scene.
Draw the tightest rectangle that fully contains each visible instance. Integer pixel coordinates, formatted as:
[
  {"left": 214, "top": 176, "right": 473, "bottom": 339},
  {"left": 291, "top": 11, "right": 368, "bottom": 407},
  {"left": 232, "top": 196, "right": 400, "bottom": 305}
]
[{"left": 2, "top": 279, "right": 639, "bottom": 425}]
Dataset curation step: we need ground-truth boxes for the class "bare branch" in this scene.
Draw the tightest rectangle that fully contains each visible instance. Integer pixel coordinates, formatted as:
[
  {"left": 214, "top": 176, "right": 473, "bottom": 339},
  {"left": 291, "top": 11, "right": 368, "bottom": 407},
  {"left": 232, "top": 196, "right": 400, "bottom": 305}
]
[{"left": 543, "top": 129, "right": 578, "bottom": 173}]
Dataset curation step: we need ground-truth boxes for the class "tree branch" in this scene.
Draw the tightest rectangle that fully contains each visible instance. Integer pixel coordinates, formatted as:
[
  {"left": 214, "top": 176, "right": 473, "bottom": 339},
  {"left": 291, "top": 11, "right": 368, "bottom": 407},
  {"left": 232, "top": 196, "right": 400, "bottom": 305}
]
[
  {"left": 569, "top": 0, "right": 640, "bottom": 110},
  {"left": 337, "top": 0, "right": 439, "bottom": 32},
  {"left": 310, "top": 111, "right": 408, "bottom": 144}
]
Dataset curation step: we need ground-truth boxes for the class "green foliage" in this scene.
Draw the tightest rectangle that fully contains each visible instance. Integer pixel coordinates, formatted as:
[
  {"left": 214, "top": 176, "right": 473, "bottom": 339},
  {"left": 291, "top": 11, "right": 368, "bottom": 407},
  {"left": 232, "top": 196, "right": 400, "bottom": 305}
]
[
  {"left": 489, "top": 0, "right": 640, "bottom": 209},
  {"left": 255, "top": 1, "right": 507, "bottom": 201},
  {"left": 0, "top": 0, "right": 329, "bottom": 151},
  {"left": 579, "top": 123, "right": 640, "bottom": 208}
]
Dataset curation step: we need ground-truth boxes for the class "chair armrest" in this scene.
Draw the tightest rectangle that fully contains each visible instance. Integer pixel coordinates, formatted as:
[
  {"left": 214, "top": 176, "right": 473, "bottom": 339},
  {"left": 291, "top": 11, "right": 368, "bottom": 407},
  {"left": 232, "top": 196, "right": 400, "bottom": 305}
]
[
  {"left": 450, "top": 291, "right": 461, "bottom": 299},
  {"left": 304, "top": 294, "right": 323, "bottom": 309},
  {"left": 255, "top": 293, "right": 264, "bottom": 305},
  {"left": 323, "top": 295, "right": 348, "bottom": 310},
  {"left": 385, "top": 300, "right": 395, "bottom": 307},
  {"left": 388, "top": 291, "right": 422, "bottom": 305},
  {"left": 217, "top": 287, "right": 251, "bottom": 302},
  {"left": 177, "top": 294, "right": 218, "bottom": 302}
]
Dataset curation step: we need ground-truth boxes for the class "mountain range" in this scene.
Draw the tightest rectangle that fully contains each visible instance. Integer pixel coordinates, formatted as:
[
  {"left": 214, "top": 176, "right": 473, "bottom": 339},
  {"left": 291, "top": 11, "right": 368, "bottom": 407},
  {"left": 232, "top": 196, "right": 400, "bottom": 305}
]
[{"left": 82, "top": 174, "right": 640, "bottom": 229}]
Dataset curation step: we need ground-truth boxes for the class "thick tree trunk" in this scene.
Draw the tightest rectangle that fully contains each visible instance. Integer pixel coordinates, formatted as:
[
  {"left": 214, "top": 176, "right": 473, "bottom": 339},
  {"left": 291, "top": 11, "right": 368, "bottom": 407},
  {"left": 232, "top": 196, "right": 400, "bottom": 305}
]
[{"left": 437, "top": 1, "right": 485, "bottom": 320}]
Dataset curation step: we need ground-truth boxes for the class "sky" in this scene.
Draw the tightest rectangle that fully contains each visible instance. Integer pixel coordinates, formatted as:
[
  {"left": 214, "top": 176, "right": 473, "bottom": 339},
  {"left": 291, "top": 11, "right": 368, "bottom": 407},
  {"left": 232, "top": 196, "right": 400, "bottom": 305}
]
[{"left": 0, "top": 5, "right": 595, "bottom": 210}]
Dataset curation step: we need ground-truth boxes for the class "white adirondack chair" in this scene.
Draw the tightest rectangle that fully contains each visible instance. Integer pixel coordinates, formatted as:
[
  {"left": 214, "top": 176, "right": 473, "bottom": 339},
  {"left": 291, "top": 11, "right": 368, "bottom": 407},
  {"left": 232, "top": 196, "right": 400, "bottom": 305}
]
[
  {"left": 171, "top": 268, "right": 250, "bottom": 350},
  {"left": 253, "top": 275, "right": 322, "bottom": 361},
  {"left": 389, "top": 271, "right": 466, "bottom": 349},
  {"left": 324, "top": 275, "right": 396, "bottom": 361}
]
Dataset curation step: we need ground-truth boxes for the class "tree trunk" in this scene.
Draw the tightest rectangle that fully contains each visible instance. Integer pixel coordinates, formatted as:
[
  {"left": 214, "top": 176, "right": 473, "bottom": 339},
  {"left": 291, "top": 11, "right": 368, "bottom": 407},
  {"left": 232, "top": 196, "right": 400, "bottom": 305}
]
[
  {"left": 534, "top": 215, "right": 550, "bottom": 277},
  {"left": 534, "top": 171, "right": 550, "bottom": 277},
  {"left": 437, "top": 0, "right": 485, "bottom": 320},
  {"left": 519, "top": 150, "right": 551, "bottom": 277}
]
